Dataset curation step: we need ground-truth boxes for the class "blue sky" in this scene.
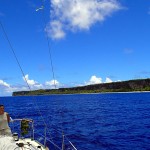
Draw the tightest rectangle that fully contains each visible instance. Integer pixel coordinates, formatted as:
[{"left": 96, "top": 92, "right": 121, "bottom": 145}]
[{"left": 0, "top": 0, "right": 150, "bottom": 96}]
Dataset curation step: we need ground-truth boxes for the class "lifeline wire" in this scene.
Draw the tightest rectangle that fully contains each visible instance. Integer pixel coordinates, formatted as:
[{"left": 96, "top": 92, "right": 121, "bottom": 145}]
[
  {"left": 0, "top": 20, "right": 61, "bottom": 149},
  {"left": 0, "top": 20, "right": 49, "bottom": 138}
]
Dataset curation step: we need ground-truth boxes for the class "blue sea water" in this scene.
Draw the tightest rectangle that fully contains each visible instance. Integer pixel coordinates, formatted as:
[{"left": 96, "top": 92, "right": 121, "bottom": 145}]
[{"left": 0, "top": 92, "right": 150, "bottom": 150}]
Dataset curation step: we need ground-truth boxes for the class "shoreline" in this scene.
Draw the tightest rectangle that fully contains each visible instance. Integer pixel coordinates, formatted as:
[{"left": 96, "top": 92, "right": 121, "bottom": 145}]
[
  {"left": 12, "top": 78, "right": 150, "bottom": 96},
  {"left": 12, "top": 90, "right": 150, "bottom": 97}
]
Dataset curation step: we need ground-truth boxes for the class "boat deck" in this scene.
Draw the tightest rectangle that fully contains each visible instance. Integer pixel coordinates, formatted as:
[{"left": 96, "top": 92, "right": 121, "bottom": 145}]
[{"left": 0, "top": 136, "right": 48, "bottom": 150}]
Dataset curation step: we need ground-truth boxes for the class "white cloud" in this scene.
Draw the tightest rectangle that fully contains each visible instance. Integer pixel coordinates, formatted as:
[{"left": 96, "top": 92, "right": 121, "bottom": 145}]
[
  {"left": 85, "top": 75, "right": 115, "bottom": 85},
  {"left": 45, "top": 79, "right": 59, "bottom": 85},
  {"left": 0, "top": 80, "right": 10, "bottom": 88},
  {"left": 0, "top": 80, "right": 18, "bottom": 96},
  {"left": 22, "top": 75, "right": 61, "bottom": 90},
  {"left": 45, "top": 20, "right": 66, "bottom": 39},
  {"left": 0, "top": 74, "right": 116, "bottom": 96},
  {"left": 105, "top": 77, "right": 112, "bottom": 83},
  {"left": 47, "top": 0, "right": 121, "bottom": 39},
  {"left": 117, "top": 80, "right": 121, "bottom": 82},
  {"left": 0, "top": 74, "right": 62, "bottom": 96},
  {"left": 23, "top": 74, "right": 43, "bottom": 89},
  {"left": 86, "top": 75, "right": 102, "bottom": 85},
  {"left": 45, "top": 79, "right": 60, "bottom": 88},
  {"left": 23, "top": 74, "right": 37, "bottom": 85}
]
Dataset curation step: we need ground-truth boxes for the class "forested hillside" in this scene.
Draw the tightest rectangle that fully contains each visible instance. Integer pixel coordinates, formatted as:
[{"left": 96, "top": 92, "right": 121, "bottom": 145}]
[{"left": 12, "top": 78, "right": 150, "bottom": 96}]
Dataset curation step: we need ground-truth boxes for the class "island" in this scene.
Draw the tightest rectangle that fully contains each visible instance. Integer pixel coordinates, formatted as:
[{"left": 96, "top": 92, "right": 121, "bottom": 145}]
[{"left": 12, "top": 78, "right": 150, "bottom": 96}]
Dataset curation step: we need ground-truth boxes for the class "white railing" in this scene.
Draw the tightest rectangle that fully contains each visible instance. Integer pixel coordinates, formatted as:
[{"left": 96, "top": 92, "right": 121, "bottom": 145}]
[{"left": 9, "top": 118, "right": 77, "bottom": 150}]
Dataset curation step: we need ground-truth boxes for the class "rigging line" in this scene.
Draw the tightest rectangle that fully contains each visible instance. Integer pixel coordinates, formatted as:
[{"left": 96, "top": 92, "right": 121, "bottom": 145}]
[
  {"left": 0, "top": 22, "right": 51, "bottom": 148},
  {"left": 38, "top": 132, "right": 62, "bottom": 150},
  {"left": 0, "top": 21, "right": 48, "bottom": 128},
  {"left": 40, "top": 0, "right": 57, "bottom": 89},
  {"left": 38, "top": 1, "right": 66, "bottom": 147},
  {"left": 52, "top": 128, "right": 77, "bottom": 150},
  {"left": 46, "top": 119, "right": 77, "bottom": 149},
  {"left": 0, "top": 21, "right": 31, "bottom": 91},
  {"left": 37, "top": 2, "right": 58, "bottom": 149},
  {"left": 37, "top": 2, "right": 77, "bottom": 150}
]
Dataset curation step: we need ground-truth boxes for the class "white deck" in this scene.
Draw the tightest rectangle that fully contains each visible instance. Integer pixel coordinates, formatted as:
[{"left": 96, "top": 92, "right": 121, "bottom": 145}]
[{"left": 0, "top": 136, "right": 48, "bottom": 150}]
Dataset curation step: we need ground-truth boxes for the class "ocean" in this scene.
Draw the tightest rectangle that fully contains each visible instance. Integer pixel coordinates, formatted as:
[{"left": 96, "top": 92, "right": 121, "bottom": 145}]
[{"left": 0, "top": 92, "right": 150, "bottom": 150}]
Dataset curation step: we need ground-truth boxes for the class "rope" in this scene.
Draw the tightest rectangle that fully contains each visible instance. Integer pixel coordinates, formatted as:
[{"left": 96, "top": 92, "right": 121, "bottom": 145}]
[
  {"left": 1, "top": 3, "right": 77, "bottom": 150},
  {"left": 45, "top": 124, "right": 77, "bottom": 150},
  {"left": 0, "top": 20, "right": 61, "bottom": 149},
  {"left": 0, "top": 20, "right": 49, "bottom": 144},
  {"left": 37, "top": 1, "right": 67, "bottom": 149},
  {"left": 0, "top": 21, "right": 31, "bottom": 91},
  {"left": 40, "top": 0, "right": 57, "bottom": 89},
  {"left": 36, "top": 1, "right": 61, "bottom": 149},
  {"left": 37, "top": 132, "right": 62, "bottom": 150},
  {"left": 37, "top": 2, "right": 77, "bottom": 149}
]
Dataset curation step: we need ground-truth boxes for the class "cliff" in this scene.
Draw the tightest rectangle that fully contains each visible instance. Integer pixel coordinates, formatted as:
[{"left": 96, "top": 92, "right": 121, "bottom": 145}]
[{"left": 12, "top": 78, "right": 150, "bottom": 96}]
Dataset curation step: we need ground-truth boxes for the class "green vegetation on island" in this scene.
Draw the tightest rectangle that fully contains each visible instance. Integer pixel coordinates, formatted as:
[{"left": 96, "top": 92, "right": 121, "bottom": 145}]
[{"left": 12, "top": 78, "right": 150, "bottom": 96}]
